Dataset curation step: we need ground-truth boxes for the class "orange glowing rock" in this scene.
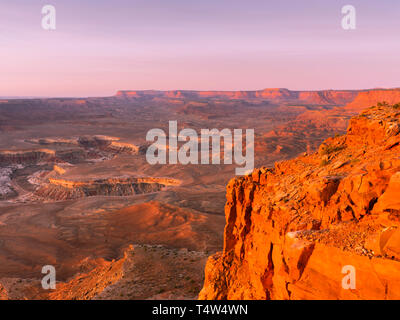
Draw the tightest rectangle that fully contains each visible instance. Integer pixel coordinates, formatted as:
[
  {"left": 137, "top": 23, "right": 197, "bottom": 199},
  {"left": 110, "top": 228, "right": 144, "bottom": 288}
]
[{"left": 200, "top": 104, "right": 400, "bottom": 300}]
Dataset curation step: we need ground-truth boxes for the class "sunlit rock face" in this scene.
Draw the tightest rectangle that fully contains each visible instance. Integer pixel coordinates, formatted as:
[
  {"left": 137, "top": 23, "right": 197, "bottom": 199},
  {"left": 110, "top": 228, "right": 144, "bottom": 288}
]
[
  {"left": 200, "top": 104, "right": 400, "bottom": 300},
  {"left": 35, "top": 177, "right": 180, "bottom": 201}
]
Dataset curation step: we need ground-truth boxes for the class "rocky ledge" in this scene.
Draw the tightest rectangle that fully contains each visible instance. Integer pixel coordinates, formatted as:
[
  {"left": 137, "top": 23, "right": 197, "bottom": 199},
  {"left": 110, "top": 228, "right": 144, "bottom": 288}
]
[
  {"left": 200, "top": 104, "right": 400, "bottom": 300},
  {"left": 35, "top": 177, "right": 181, "bottom": 201}
]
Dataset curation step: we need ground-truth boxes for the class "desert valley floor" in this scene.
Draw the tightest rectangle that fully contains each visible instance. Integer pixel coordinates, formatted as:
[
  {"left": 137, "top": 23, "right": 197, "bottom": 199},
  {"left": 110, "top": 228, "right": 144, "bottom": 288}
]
[{"left": 1, "top": 88, "right": 400, "bottom": 299}]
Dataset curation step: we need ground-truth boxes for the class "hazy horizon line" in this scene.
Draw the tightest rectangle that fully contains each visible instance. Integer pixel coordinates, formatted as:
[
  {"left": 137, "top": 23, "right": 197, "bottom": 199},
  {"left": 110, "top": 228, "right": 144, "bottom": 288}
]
[{"left": 2, "top": 86, "right": 400, "bottom": 100}]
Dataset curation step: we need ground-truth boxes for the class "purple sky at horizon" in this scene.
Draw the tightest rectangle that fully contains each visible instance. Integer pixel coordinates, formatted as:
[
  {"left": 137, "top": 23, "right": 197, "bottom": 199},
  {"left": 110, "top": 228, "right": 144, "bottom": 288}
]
[{"left": 1, "top": 0, "right": 400, "bottom": 97}]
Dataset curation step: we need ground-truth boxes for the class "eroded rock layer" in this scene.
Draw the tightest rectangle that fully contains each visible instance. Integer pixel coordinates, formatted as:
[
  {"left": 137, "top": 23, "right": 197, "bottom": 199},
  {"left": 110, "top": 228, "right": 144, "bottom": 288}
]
[
  {"left": 200, "top": 104, "right": 400, "bottom": 300},
  {"left": 35, "top": 177, "right": 180, "bottom": 200}
]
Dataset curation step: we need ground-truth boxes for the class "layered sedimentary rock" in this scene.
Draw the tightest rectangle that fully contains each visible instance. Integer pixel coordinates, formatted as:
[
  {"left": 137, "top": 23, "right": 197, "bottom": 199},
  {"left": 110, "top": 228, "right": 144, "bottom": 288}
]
[
  {"left": 0, "top": 148, "right": 98, "bottom": 166},
  {"left": 0, "top": 149, "right": 56, "bottom": 165},
  {"left": 116, "top": 89, "right": 358, "bottom": 105},
  {"left": 77, "top": 136, "right": 139, "bottom": 154},
  {"left": 200, "top": 104, "right": 400, "bottom": 300},
  {"left": 345, "top": 89, "right": 400, "bottom": 111},
  {"left": 35, "top": 177, "right": 180, "bottom": 200}
]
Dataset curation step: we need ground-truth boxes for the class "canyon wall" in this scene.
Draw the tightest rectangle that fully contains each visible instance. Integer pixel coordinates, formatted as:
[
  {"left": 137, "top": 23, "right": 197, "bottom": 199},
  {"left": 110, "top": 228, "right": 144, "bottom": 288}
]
[
  {"left": 35, "top": 177, "right": 180, "bottom": 200},
  {"left": 116, "top": 88, "right": 359, "bottom": 105},
  {"left": 345, "top": 89, "right": 400, "bottom": 112},
  {"left": 0, "top": 149, "right": 56, "bottom": 165},
  {"left": 0, "top": 136, "right": 139, "bottom": 166},
  {"left": 200, "top": 104, "right": 400, "bottom": 300}
]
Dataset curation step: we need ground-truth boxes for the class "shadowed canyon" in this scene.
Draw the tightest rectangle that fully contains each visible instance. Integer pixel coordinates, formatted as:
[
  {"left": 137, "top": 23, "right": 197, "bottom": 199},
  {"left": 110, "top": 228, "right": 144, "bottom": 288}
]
[{"left": 1, "top": 88, "right": 400, "bottom": 299}]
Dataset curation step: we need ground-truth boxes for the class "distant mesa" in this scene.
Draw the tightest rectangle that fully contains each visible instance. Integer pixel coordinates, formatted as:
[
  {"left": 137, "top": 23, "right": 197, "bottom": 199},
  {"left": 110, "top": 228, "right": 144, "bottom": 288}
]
[
  {"left": 0, "top": 135, "right": 139, "bottom": 167},
  {"left": 115, "top": 88, "right": 400, "bottom": 110},
  {"left": 0, "top": 149, "right": 56, "bottom": 166},
  {"left": 35, "top": 176, "right": 181, "bottom": 201},
  {"left": 115, "top": 88, "right": 362, "bottom": 106},
  {"left": 344, "top": 89, "right": 400, "bottom": 111}
]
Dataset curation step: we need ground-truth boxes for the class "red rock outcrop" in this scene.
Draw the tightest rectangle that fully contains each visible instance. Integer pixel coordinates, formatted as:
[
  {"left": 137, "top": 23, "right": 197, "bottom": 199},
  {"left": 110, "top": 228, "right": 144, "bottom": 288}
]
[
  {"left": 116, "top": 89, "right": 358, "bottom": 105},
  {"left": 48, "top": 253, "right": 128, "bottom": 300},
  {"left": 35, "top": 177, "right": 181, "bottom": 200},
  {"left": 200, "top": 104, "right": 400, "bottom": 300},
  {"left": 345, "top": 89, "right": 400, "bottom": 112},
  {"left": 0, "top": 149, "right": 56, "bottom": 165},
  {"left": 77, "top": 135, "right": 139, "bottom": 154}
]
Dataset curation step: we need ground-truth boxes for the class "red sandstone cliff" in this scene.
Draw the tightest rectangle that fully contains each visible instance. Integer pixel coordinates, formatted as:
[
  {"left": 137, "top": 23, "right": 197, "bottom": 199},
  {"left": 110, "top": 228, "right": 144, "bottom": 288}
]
[
  {"left": 115, "top": 89, "right": 400, "bottom": 111},
  {"left": 200, "top": 103, "right": 400, "bottom": 300},
  {"left": 115, "top": 89, "right": 359, "bottom": 105},
  {"left": 345, "top": 89, "right": 400, "bottom": 112}
]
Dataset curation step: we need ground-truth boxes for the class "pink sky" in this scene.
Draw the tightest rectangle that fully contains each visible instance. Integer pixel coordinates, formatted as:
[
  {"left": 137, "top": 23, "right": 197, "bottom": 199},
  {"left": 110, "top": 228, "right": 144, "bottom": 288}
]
[{"left": 1, "top": 0, "right": 400, "bottom": 97}]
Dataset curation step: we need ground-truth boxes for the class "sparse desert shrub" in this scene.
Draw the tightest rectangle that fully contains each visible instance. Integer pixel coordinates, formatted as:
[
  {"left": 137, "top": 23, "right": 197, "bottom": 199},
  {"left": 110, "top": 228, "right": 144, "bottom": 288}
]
[
  {"left": 392, "top": 103, "right": 400, "bottom": 109},
  {"left": 319, "top": 144, "right": 346, "bottom": 156},
  {"left": 282, "top": 197, "right": 289, "bottom": 203},
  {"left": 375, "top": 102, "right": 400, "bottom": 109},
  {"left": 320, "top": 159, "right": 330, "bottom": 167},
  {"left": 377, "top": 101, "right": 389, "bottom": 107}
]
